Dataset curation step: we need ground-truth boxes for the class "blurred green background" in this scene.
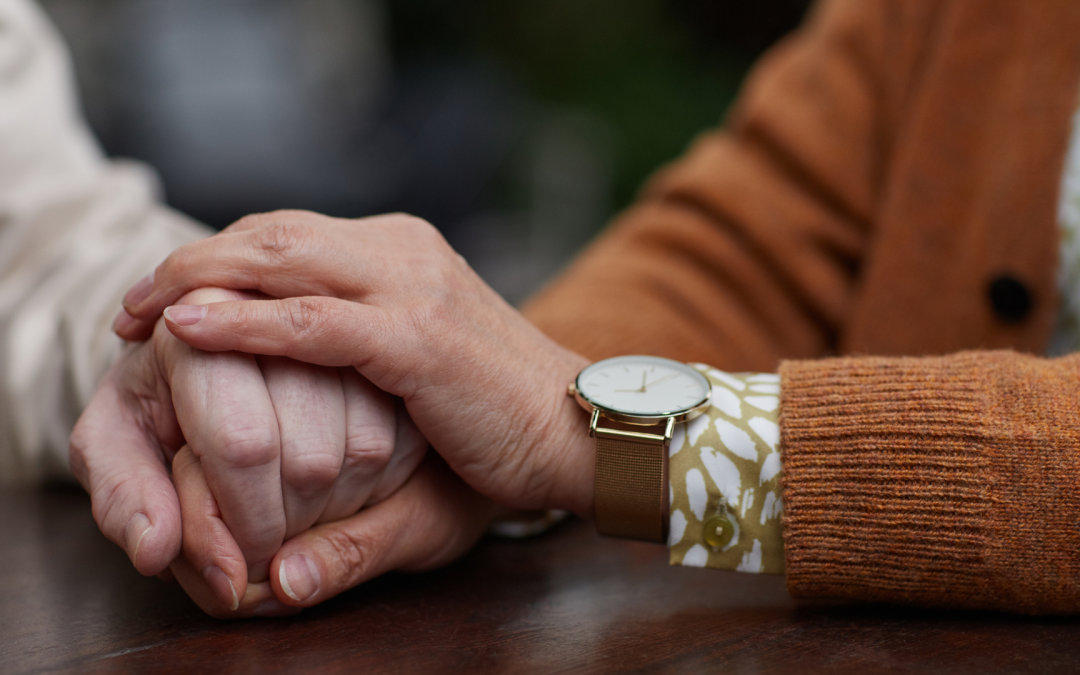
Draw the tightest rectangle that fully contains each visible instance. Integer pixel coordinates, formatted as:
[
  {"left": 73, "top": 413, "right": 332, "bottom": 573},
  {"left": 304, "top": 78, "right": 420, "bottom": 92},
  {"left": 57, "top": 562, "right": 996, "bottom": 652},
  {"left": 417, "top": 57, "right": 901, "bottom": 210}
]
[
  {"left": 390, "top": 0, "right": 813, "bottom": 210},
  {"left": 42, "top": 0, "right": 811, "bottom": 302}
]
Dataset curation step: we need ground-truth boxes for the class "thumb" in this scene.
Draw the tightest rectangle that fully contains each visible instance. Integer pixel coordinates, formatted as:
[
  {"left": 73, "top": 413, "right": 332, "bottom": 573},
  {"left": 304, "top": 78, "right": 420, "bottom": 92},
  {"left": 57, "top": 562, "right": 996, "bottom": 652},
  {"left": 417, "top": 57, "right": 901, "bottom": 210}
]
[
  {"left": 269, "top": 456, "right": 496, "bottom": 607},
  {"left": 70, "top": 358, "right": 181, "bottom": 576}
]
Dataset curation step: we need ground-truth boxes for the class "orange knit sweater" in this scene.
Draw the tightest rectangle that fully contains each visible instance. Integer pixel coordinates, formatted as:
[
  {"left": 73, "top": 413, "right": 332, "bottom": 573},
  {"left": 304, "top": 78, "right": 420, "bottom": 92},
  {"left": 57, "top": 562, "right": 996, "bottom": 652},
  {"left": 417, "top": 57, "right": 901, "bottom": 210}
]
[{"left": 524, "top": 0, "right": 1080, "bottom": 613}]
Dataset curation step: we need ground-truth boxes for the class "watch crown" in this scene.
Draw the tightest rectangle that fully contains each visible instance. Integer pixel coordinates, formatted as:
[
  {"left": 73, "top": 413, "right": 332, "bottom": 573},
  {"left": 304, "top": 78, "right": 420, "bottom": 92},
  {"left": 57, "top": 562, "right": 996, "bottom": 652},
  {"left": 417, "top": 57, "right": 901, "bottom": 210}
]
[{"left": 567, "top": 382, "right": 577, "bottom": 397}]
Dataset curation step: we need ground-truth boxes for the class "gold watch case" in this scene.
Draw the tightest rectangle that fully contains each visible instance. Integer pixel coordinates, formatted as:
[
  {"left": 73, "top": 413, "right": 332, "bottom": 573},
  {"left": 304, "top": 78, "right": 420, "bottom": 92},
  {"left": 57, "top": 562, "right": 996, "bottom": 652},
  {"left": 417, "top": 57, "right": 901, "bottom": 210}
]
[{"left": 568, "top": 355, "right": 713, "bottom": 427}]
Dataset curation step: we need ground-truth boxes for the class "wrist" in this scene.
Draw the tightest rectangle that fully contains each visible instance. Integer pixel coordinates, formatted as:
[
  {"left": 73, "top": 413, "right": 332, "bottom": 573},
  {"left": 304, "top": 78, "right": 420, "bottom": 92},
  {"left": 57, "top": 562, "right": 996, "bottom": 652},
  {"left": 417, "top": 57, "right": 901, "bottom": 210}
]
[{"left": 535, "top": 351, "right": 595, "bottom": 519}]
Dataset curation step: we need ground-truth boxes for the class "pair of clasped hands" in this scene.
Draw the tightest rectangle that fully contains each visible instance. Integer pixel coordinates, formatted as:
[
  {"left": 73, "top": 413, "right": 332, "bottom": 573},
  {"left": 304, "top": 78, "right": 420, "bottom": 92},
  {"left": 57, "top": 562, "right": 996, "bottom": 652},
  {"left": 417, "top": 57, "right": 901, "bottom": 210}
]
[{"left": 70, "top": 211, "right": 596, "bottom": 618}]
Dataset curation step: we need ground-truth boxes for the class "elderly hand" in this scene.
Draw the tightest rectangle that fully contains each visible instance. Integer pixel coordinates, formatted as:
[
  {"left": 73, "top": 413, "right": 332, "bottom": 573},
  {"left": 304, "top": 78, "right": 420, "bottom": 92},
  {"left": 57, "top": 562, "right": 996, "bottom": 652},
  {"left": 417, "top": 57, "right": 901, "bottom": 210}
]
[
  {"left": 169, "top": 447, "right": 496, "bottom": 617},
  {"left": 114, "top": 211, "right": 597, "bottom": 523},
  {"left": 72, "top": 286, "right": 427, "bottom": 616}
]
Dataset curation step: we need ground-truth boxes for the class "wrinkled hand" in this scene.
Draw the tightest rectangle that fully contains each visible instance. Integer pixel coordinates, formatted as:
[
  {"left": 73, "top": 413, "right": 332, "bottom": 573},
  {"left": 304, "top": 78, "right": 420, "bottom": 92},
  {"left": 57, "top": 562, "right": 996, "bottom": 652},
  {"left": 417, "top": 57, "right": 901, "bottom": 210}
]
[
  {"left": 114, "top": 211, "right": 596, "bottom": 519},
  {"left": 170, "top": 449, "right": 496, "bottom": 617},
  {"left": 72, "top": 286, "right": 426, "bottom": 614}
]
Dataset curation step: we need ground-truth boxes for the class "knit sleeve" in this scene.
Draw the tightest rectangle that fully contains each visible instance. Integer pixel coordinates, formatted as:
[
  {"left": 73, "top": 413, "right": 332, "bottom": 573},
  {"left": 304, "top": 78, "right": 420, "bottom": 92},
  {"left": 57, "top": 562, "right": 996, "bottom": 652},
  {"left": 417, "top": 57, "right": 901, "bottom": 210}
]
[
  {"left": 668, "top": 366, "right": 785, "bottom": 574},
  {"left": 779, "top": 351, "right": 1080, "bottom": 614},
  {"left": 522, "top": 0, "right": 937, "bottom": 370}
]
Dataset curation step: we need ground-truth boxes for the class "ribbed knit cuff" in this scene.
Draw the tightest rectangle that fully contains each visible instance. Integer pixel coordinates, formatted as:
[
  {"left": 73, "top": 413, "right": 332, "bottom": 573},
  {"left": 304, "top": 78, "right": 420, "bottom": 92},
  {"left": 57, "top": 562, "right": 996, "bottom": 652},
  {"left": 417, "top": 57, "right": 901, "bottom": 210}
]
[{"left": 779, "top": 351, "right": 1080, "bottom": 614}]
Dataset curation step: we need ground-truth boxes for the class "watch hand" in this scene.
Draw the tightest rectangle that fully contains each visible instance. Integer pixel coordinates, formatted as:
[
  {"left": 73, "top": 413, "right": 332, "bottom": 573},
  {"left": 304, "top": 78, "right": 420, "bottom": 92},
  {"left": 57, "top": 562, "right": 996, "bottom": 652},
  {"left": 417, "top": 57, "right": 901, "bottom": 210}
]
[
  {"left": 613, "top": 372, "right": 677, "bottom": 393},
  {"left": 643, "top": 373, "right": 678, "bottom": 390}
]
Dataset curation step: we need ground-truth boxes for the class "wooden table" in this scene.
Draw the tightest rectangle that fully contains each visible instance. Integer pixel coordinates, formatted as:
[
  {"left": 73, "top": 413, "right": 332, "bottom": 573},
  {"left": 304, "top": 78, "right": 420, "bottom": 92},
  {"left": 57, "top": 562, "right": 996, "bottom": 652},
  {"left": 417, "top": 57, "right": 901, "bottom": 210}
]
[{"left": 2, "top": 486, "right": 1079, "bottom": 674}]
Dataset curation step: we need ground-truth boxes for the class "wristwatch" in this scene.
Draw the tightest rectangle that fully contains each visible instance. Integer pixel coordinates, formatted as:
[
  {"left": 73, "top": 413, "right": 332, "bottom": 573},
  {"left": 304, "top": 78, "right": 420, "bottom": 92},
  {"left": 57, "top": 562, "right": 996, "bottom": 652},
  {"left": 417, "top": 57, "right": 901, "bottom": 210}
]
[{"left": 568, "top": 356, "right": 712, "bottom": 543}]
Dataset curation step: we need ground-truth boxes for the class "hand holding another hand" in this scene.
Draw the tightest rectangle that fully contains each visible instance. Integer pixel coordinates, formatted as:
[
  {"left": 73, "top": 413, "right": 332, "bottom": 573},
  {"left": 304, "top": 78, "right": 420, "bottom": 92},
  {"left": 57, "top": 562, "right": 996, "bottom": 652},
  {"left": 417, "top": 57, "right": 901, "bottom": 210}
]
[
  {"left": 72, "top": 286, "right": 442, "bottom": 617},
  {"left": 168, "top": 446, "right": 495, "bottom": 617},
  {"left": 104, "top": 210, "right": 597, "bottom": 615},
  {"left": 116, "top": 211, "right": 597, "bottom": 520}
]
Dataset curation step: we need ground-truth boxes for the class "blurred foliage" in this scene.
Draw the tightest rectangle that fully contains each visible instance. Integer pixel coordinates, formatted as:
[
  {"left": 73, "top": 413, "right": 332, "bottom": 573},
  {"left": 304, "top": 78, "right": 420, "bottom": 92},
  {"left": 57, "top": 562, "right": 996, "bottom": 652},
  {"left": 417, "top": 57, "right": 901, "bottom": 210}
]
[{"left": 386, "top": 0, "right": 809, "bottom": 210}]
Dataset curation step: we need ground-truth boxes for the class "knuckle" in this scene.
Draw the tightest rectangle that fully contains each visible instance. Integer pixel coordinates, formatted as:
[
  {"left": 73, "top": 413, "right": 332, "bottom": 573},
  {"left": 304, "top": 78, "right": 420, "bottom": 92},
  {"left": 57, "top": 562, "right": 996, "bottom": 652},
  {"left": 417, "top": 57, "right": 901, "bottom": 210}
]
[
  {"left": 398, "top": 213, "right": 437, "bottom": 234},
  {"left": 270, "top": 208, "right": 319, "bottom": 221},
  {"left": 281, "top": 297, "right": 347, "bottom": 339},
  {"left": 382, "top": 212, "right": 430, "bottom": 230},
  {"left": 321, "top": 527, "right": 380, "bottom": 587},
  {"left": 228, "top": 213, "right": 266, "bottom": 232},
  {"left": 386, "top": 213, "right": 447, "bottom": 250},
  {"left": 229, "top": 209, "right": 313, "bottom": 232},
  {"left": 158, "top": 240, "right": 199, "bottom": 281},
  {"left": 283, "top": 297, "right": 322, "bottom": 337},
  {"left": 282, "top": 450, "right": 342, "bottom": 492},
  {"left": 256, "top": 220, "right": 315, "bottom": 263},
  {"left": 411, "top": 220, "right": 453, "bottom": 255},
  {"left": 214, "top": 423, "right": 278, "bottom": 470},
  {"left": 342, "top": 426, "right": 395, "bottom": 472}
]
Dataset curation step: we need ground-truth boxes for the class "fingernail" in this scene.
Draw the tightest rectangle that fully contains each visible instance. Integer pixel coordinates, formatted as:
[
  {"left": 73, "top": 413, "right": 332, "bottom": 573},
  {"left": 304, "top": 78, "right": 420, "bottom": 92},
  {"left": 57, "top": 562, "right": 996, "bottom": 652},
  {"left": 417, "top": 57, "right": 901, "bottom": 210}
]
[
  {"left": 279, "top": 554, "right": 321, "bottom": 602},
  {"left": 125, "top": 512, "right": 152, "bottom": 568},
  {"left": 254, "top": 598, "right": 302, "bottom": 618},
  {"left": 123, "top": 271, "right": 154, "bottom": 307},
  {"left": 203, "top": 566, "right": 239, "bottom": 611},
  {"left": 163, "top": 305, "right": 207, "bottom": 326},
  {"left": 112, "top": 309, "right": 139, "bottom": 335}
]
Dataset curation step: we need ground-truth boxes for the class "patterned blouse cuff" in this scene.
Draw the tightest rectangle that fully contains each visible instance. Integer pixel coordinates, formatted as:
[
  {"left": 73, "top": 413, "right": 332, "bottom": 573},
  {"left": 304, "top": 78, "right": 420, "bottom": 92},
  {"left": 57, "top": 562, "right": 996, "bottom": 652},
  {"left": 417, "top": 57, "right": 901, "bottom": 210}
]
[{"left": 667, "top": 366, "right": 785, "bottom": 574}]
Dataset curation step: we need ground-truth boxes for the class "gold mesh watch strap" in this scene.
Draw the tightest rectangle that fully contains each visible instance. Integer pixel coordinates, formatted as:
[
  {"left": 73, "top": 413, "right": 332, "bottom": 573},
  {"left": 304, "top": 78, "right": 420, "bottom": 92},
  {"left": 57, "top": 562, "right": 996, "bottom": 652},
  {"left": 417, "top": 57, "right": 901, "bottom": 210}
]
[{"left": 593, "top": 420, "right": 669, "bottom": 543}]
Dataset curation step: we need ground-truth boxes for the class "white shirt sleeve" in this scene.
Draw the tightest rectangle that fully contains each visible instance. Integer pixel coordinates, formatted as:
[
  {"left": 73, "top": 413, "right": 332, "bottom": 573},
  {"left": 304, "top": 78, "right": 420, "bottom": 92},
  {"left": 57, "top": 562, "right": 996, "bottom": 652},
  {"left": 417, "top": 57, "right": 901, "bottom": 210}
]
[{"left": 0, "top": 0, "right": 212, "bottom": 484}]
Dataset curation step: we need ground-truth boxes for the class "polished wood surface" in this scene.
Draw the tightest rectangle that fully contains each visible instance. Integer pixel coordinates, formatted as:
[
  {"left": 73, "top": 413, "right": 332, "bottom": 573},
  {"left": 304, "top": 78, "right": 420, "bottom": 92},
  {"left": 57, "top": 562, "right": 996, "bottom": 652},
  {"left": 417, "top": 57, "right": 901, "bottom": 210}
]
[{"left": 3, "top": 486, "right": 1079, "bottom": 674}]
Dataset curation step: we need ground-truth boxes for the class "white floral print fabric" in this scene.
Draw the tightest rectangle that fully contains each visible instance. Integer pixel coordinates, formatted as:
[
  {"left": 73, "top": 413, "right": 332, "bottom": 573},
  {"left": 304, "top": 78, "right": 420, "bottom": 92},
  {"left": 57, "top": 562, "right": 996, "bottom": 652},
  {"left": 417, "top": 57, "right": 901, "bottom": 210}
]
[{"left": 668, "top": 367, "right": 784, "bottom": 574}]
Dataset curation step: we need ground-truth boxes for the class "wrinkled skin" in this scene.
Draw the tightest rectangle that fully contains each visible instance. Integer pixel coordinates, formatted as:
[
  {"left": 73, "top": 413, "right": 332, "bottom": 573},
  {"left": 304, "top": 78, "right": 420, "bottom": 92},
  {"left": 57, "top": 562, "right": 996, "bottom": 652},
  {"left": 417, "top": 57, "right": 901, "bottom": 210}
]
[
  {"left": 73, "top": 286, "right": 428, "bottom": 616},
  {"left": 111, "top": 210, "right": 599, "bottom": 610}
]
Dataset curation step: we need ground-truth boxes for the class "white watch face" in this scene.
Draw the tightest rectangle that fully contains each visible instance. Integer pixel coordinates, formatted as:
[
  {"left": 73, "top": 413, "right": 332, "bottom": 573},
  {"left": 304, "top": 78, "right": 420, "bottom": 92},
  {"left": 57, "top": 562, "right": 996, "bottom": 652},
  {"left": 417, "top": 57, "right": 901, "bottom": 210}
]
[{"left": 576, "top": 356, "right": 711, "bottom": 417}]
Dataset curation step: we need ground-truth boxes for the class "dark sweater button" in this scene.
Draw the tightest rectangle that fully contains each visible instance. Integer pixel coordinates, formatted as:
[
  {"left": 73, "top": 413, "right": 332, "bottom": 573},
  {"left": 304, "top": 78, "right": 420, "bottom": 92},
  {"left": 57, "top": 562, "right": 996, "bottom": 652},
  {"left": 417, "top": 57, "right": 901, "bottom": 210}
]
[{"left": 988, "top": 275, "right": 1031, "bottom": 323}]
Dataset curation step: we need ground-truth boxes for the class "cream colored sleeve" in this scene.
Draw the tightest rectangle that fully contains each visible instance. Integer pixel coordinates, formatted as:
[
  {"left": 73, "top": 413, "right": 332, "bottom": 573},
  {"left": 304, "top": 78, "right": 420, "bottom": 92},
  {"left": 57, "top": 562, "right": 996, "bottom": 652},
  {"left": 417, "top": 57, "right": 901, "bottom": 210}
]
[{"left": 0, "top": 0, "right": 212, "bottom": 484}]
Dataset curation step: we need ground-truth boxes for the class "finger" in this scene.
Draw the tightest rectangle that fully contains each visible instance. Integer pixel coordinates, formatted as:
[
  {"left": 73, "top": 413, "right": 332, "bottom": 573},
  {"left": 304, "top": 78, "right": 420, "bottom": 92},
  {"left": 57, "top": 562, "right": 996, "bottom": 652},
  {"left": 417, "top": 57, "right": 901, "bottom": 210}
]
[
  {"left": 115, "top": 286, "right": 269, "bottom": 343},
  {"left": 318, "top": 368, "right": 397, "bottom": 522},
  {"left": 163, "top": 297, "right": 391, "bottom": 369},
  {"left": 172, "top": 445, "right": 247, "bottom": 610},
  {"left": 170, "top": 556, "right": 300, "bottom": 620},
  {"left": 365, "top": 397, "right": 429, "bottom": 506},
  {"left": 160, "top": 287, "right": 290, "bottom": 582},
  {"left": 112, "top": 307, "right": 155, "bottom": 342},
  {"left": 115, "top": 269, "right": 158, "bottom": 340},
  {"left": 122, "top": 211, "right": 352, "bottom": 323},
  {"left": 70, "top": 354, "right": 181, "bottom": 576},
  {"left": 167, "top": 344, "right": 286, "bottom": 582},
  {"left": 270, "top": 456, "right": 496, "bottom": 607},
  {"left": 258, "top": 355, "right": 346, "bottom": 538}
]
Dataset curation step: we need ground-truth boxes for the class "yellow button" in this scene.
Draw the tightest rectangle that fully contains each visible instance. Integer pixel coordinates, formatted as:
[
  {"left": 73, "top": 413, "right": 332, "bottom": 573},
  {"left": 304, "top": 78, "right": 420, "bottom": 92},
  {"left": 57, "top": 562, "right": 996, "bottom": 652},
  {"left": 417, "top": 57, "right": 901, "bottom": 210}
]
[{"left": 703, "top": 514, "right": 735, "bottom": 548}]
